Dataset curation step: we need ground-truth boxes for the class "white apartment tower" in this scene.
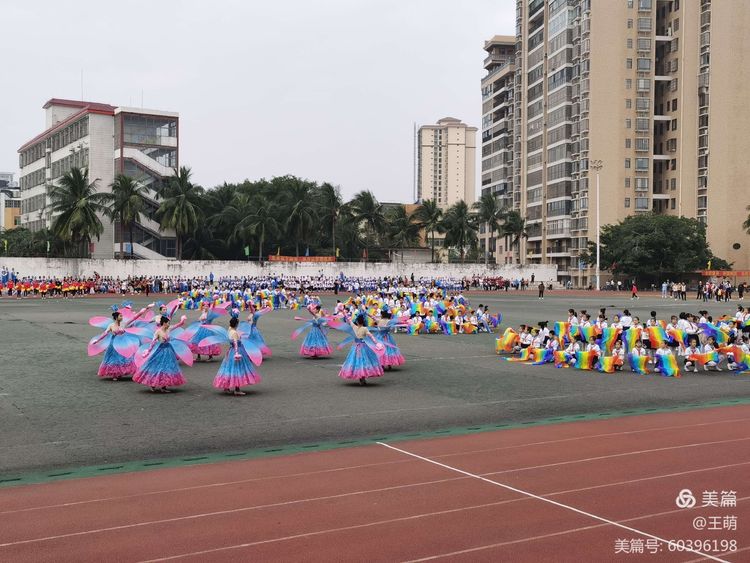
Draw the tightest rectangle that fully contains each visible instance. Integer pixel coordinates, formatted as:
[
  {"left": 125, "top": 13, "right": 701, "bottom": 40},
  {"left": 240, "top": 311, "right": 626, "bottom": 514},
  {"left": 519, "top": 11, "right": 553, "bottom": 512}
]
[
  {"left": 417, "top": 117, "right": 477, "bottom": 211},
  {"left": 18, "top": 98, "right": 179, "bottom": 259}
]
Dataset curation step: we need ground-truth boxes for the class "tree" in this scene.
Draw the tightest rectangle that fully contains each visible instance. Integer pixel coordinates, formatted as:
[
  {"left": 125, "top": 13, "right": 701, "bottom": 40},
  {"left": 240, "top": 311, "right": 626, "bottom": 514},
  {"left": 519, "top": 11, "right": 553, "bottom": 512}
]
[
  {"left": 473, "top": 193, "right": 502, "bottom": 266},
  {"left": 349, "top": 190, "right": 386, "bottom": 260},
  {"left": 500, "top": 209, "right": 527, "bottom": 264},
  {"left": 316, "top": 182, "right": 343, "bottom": 258},
  {"left": 234, "top": 194, "right": 279, "bottom": 263},
  {"left": 413, "top": 199, "right": 444, "bottom": 263},
  {"left": 583, "top": 213, "right": 720, "bottom": 282},
  {"left": 102, "top": 174, "right": 148, "bottom": 259},
  {"left": 47, "top": 167, "right": 109, "bottom": 257},
  {"left": 386, "top": 206, "right": 420, "bottom": 262},
  {"left": 442, "top": 200, "right": 477, "bottom": 263},
  {"left": 744, "top": 204, "right": 750, "bottom": 234},
  {"left": 283, "top": 177, "right": 317, "bottom": 257},
  {"left": 155, "top": 166, "right": 204, "bottom": 259}
]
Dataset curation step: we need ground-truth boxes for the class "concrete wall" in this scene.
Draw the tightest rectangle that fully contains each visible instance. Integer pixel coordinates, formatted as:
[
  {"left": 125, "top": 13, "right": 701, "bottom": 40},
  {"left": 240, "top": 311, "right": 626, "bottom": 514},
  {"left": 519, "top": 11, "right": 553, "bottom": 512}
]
[{"left": 0, "top": 257, "right": 558, "bottom": 282}]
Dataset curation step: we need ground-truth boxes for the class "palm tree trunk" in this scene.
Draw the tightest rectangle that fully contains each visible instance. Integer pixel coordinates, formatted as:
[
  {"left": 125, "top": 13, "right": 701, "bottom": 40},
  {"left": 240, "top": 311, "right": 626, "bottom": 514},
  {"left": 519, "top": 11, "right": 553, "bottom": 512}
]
[
  {"left": 120, "top": 221, "right": 125, "bottom": 260},
  {"left": 129, "top": 224, "right": 135, "bottom": 259},
  {"left": 332, "top": 217, "right": 336, "bottom": 260},
  {"left": 485, "top": 222, "right": 489, "bottom": 267},
  {"left": 430, "top": 230, "right": 435, "bottom": 263},
  {"left": 295, "top": 241, "right": 299, "bottom": 258},
  {"left": 258, "top": 229, "right": 264, "bottom": 264}
]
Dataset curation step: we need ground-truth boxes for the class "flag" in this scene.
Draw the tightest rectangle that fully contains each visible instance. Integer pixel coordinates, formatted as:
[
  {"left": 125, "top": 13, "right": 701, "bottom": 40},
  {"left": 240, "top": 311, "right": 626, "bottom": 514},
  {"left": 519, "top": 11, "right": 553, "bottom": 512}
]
[
  {"left": 698, "top": 323, "right": 729, "bottom": 345},
  {"left": 577, "top": 325, "right": 599, "bottom": 344},
  {"left": 655, "top": 354, "right": 680, "bottom": 377},
  {"left": 629, "top": 354, "right": 650, "bottom": 375},
  {"left": 598, "top": 356, "right": 617, "bottom": 373},
  {"left": 276, "top": 247, "right": 281, "bottom": 256},
  {"left": 575, "top": 351, "right": 596, "bottom": 370},
  {"left": 2, "top": 239, "right": 6, "bottom": 252},
  {"left": 554, "top": 351, "right": 569, "bottom": 368},
  {"left": 667, "top": 328, "right": 688, "bottom": 347},
  {"left": 243, "top": 246, "right": 250, "bottom": 256},
  {"left": 707, "top": 259, "right": 712, "bottom": 269},
  {"left": 408, "top": 323, "right": 423, "bottom": 335},
  {"left": 305, "top": 247, "right": 309, "bottom": 257},
  {"left": 600, "top": 327, "right": 621, "bottom": 353},
  {"left": 646, "top": 326, "right": 668, "bottom": 349},
  {"left": 504, "top": 348, "right": 542, "bottom": 363},
  {"left": 336, "top": 247, "right": 340, "bottom": 257},
  {"left": 687, "top": 351, "right": 719, "bottom": 366},
  {"left": 532, "top": 349, "right": 555, "bottom": 365},
  {"left": 497, "top": 328, "right": 518, "bottom": 353},
  {"left": 463, "top": 323, "right": 477, "bottom": 334},
  {"left": 623, "top": 328, "right": 642, "bottom": 352},
  {"left": 553, "top": 322, "right": 570, "bottom": 346}
]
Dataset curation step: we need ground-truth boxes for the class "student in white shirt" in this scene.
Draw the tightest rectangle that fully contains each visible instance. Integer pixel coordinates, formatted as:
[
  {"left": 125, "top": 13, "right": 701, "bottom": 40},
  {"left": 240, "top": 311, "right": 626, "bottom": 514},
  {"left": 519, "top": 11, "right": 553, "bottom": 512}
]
[
  {"left": 565, "top": 340, "right": 581, "bottom": 365},
  {"left": 620, "top": 310, "right": 633, "bottom": 330},
  {"left": 546, "top": 332, "right": 560, "bottom": 351},
  {"left": 703, "top": 336, "right": 722, "bottom": 371},
  {"left": 611, "top": 340, "right": 625, "bottom": 371},
  {"left": 567, "top": 309, "right": 579, "bottom": 325},
  {"left": 682, "top": 338, "right": 701, "bottom": 373},
  {"left": 654, "top": 341, "right": 673, "bottom": 373},
  {"left": 610, "top": 314, "right": 623, "bottom": 330},
  {"left": 630, "top": 340, "right": 647, "bottom": 372}
]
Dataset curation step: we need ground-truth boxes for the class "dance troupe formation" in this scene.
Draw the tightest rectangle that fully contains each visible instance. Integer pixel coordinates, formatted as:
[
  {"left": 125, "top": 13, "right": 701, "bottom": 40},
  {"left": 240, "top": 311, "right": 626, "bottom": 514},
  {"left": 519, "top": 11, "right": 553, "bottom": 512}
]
[
  {"left": 87, "top": 293, "right": 422, "bottom": 394},
  {"left": 496, "top": 307, "right": 750, "bottom": 377}
]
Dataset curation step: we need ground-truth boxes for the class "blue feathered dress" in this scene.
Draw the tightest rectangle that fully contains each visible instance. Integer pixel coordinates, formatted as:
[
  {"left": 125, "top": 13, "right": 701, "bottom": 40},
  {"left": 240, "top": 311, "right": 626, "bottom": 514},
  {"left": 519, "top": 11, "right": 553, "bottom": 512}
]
[
  {"left": 133, "top": 339, "right": 186, "bottom": 388},
  {"left": 213, "top": 344, "right": 261, "bottom": 390},
  {"left": 339, "top": 338, "right": 384, "bottom": 380}
]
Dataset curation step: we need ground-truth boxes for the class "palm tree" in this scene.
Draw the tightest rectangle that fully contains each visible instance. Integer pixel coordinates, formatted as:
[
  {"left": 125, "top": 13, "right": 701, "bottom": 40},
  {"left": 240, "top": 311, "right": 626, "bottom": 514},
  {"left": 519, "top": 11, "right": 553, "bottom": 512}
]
[
  {"left": 47, "top": 167, "right": 110, "bottom": 257},
  {"left": 283, "top": 177, "right": 317, "bottom": 257},
  {"left": 155, "top": 166, "right": 204, "bottom": 259},
  {"left": 349, "top": 190, "right": 386, "bottom": 260},
  {"left": 242, "top": 195, "right": 280, "bottom": 263},
  {"left": 500, "top": 209, "right": 528, "bottom": 264},
  {"left": 473, "top": 193, "right": 502, "bottom": 267},
  {"left": 182, "top": 225, "right": 226, "bottom": 260},
  {"left": 102, "top": 174, "right": 148, "bottom": 259},
  {"left": 316, "top": 182, "right": 343, "bottom": 258},
  {"left": 744, "top": 204, "right": 750, "bottom": 234},
  {"left": 413, "top": 199, "right": 444, "bottom": 263},
  {"left": 386, "top": 206, "right": 421, "bottom": 263},
  {"left": 442, "top": 200, "right": 478, "bottom": 263}
]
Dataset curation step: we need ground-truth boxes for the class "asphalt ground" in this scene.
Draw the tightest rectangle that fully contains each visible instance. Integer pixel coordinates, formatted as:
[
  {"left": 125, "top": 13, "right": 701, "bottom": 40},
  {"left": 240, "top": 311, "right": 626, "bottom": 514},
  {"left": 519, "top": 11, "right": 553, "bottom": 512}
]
[{"left": 1, "top": 290, "right": 748, "bottom": 478}]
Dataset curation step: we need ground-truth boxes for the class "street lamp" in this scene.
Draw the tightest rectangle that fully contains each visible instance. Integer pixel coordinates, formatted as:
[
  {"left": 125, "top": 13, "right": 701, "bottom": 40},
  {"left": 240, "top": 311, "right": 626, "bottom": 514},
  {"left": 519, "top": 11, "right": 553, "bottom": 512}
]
[{"left": 590, "top": 159, "right": 603, "bottom": 291}]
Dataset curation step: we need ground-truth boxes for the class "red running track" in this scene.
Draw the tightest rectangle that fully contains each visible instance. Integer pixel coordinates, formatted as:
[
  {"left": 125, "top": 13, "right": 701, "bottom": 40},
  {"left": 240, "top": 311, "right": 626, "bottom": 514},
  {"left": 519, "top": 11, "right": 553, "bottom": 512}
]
[{"left": 1, "top": 405, "right": 748, "bottom": 562}]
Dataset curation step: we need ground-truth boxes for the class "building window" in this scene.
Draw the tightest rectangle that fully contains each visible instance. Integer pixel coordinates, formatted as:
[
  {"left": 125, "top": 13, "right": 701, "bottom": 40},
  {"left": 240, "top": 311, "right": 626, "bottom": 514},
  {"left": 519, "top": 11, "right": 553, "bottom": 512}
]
[
  {"left": 638, "top": 0, "right": 652, "bottom": 10},
  {"left": 670, "top": 178, "right": 677, "bottom": 190},
  {"left": 638, "top": 38, "right": 651, "bottom": 51},
  {"left": 625, "top": 138, "right": 632, "bottom": 148},
  {"left": 636, "top": 97, "right": 650, "bottom": 111},
  {"left": 670, "top": 198, "right": 676, "bottom": 210},
  {"left": 673, "top": 17, "right": 679, "bottom": 31},
  {"left": 635, "top": 158, "right": 649, "bottom": 171},
  {"left": 627, "top": 38, "right": 633, "bottom": 48},
  {"left": 626, "top": 98, "right": 632, "bottom": 109},
  {"left": 627, "top": 18, "right": 633, "bottom": 28},
  {"left": 635, "top": 177, "right": 649, "bottom": 191},
  {"left": 625, "top": 177, "right": 631, "bottom": 188},
  {"left": 635, "top": 197, "right": 649, "bottom": 209},
  {"left": 637, "top": 17, "right": 652, "bottom": 31},
  {"left": 636, "top": 78, "right": 651, "bottom": 91},
  {"left": 635, "top": 118, "right": 649, "bottom": 131},
  {"left": 628, "top": 0, "right": 633, "bottom": 7},
  {"left": 626, "top": 58, "right": 633, "bottom": 69},
  {"left": 671, "top": 118, "right": 678, "bottom": 130},
  {"left": 625, "top": 118, "right": 632, "bottom": 128},
  {"left": 625, "top": 158, "right": 632, "bottom": 168},
  {"left": 625, "top": 78, "right": 632, "bottom": 89},
  {"left": 671, "top": 99, "right": 678, "bottom": 111},
  {"left": 637, "top": 58, "right": 651, "bottom": 70},
  {"left": 635, "top": 138, "right": 650, "bottom": 151},
  {"left": 625, "top": 197, "right": 631, "bottom": 208}
]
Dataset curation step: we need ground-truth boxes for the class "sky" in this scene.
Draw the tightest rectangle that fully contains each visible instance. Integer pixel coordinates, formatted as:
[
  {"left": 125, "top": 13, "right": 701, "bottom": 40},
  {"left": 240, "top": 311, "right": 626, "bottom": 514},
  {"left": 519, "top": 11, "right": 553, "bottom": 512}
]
[{"left": 3, "top": 0, "right": 515, "bottom": 202}]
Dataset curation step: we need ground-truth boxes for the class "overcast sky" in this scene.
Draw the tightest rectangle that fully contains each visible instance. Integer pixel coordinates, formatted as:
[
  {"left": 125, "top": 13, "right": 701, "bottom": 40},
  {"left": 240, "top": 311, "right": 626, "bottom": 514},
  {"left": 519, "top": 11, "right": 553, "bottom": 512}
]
[{"left": 4, "top": 0, "right": 515, "bottom": 202}]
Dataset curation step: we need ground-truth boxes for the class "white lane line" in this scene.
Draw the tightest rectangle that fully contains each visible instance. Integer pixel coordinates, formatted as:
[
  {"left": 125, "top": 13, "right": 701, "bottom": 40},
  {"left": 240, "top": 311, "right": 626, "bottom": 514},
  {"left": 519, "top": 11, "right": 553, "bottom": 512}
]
[
  {"left": 3, "top": 416, "right": 747, "bottom": 515},
  {"left": 681, "top": 546, "right": 750, "bottom": 563},
  {"left": 377, "top": 442, "right": 729, "bottom": 563}
]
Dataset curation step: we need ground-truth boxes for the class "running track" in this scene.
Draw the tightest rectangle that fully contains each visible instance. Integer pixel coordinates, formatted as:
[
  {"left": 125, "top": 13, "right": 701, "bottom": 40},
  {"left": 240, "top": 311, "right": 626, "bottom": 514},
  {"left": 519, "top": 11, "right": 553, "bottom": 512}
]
[{"left": 1, "top": 405, "right": 748, "bottom": 562}]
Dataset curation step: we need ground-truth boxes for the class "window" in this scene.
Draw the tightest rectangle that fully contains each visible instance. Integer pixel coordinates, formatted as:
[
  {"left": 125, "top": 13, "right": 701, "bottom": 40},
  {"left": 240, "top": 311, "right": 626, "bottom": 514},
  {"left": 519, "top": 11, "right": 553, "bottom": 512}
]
[
  {"left": 625, "top": 138, "right": 632, "bottom": 148},
  {"left": 625, "top": 118, "right": 632, "bottom": 129},
  {"left": 670, "top": 198, "right": 676, "bottom": 210},
  {"left": 625, "top": 197, "right": 631, "bottom": 208},
  {"left": 671, "top": 99, "right": 678, "bottom": 111},
  {"left": 670, "top": 159, "right": 677, "bottom": 171},
  {"left": 671, "top": 118, "right": 678, "bottom": 130},
  {"left": 625, "top": 158, "right": 632, "bottom": 168},
  {"left": 673, "top": 17, "right": 679, "bottom": 31},
  {"left": 635, "top": 118, "right": 649, "bottom": 131},
  {"left": 635, "top": 177, "right": 649, "bottom": 191},
  {"left": 669, "top": 78, "right": 678, "bottom": 92},
  {"left": 625, "top": 177, "right": 631, "bottom": 188},
  {"left": 626, "top": 58, "right": 633, "bottom": 69},
  {"left": 637, "top": 78, "right": 651, "bottom": 91},
  {"left": 638, "top": 0, "right": 652, "bottom": 10},
  {"left": 625, "top": 78, "right": 632, "bottom": 89},
  {"left": 635, "top": 158, "right": 649, "bottom": 171},
  {"left": 670, "top": 178, "right": 677, "bottom": 190},
  {"left": 627, "top": 38, "right": 633, "bottom": 48},
  {"left": 637, "top": 58, "right": 651, "bottom": 70},
  {"left": 638, "top": 38, "right": 651, "bottom": 51},
  {"left": 635, "top": 197, "right": 649, "bottom": 209},
  {"left": 635, "top": 138, "right": 650, "bottom": 151},
  {"left": 627, "top": 18, "right": 633, "bottom": 28},
  {"left": 627, "top": 0, "right": 633, "bottom": 7},
  {"left": 636, "top": 97, "right": 650, "bottom": 111},
  {"left": 626, "top": 98, "right": 632, "bottom": 109},
  {"left": 638, "top": 18, "right": 652, "bottom": 31}
]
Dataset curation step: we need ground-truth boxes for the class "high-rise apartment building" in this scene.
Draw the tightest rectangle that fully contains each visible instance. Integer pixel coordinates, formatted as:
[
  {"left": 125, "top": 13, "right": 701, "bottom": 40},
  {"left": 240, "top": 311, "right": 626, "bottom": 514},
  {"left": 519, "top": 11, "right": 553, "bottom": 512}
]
[
  {"left": 0, "top": 172, "right": 20, "bottom": 231},
  {"left": 18, "top": 98, "right": 179, "bottom": 259},
  {"left": 485, "top": 0, "right": 749, "bottom": 283},
  {"left": 417, "top": 117, "right": 477, "bottom": 211}
]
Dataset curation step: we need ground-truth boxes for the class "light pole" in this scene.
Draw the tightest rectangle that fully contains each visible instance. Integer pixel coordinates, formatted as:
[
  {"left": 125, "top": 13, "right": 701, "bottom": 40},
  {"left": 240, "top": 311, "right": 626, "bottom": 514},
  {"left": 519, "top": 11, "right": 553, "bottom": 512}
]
[{"left": 590, "top": 160, "right": 603, "bottom": 291}]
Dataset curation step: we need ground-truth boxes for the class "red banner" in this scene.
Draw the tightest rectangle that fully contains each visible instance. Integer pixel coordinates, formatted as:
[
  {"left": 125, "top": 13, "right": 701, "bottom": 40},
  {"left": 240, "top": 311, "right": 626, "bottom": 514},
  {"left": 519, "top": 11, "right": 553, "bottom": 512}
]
[{"left": 268, "top": 255, "right": 336, "bottom": 263}]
